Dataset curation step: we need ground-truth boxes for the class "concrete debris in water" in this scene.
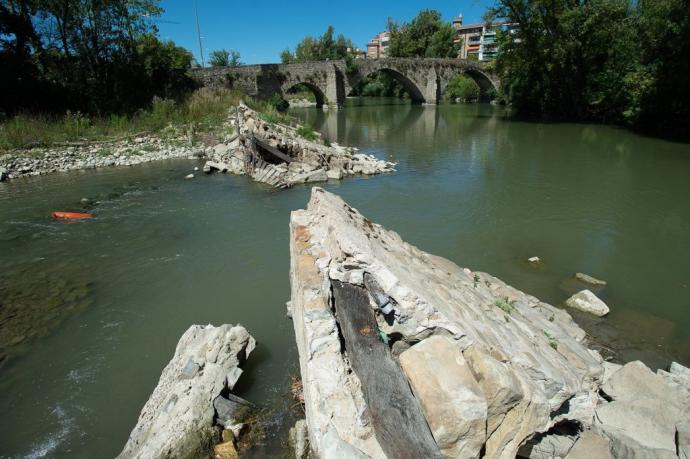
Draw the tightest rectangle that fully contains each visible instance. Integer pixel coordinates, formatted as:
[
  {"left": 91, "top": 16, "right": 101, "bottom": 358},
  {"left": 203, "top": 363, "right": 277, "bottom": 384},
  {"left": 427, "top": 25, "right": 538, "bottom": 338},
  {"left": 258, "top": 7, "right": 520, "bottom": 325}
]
[
  {"left": 575, "top": 272, "right": 607, "bottom": 286},
  {"left": 203, "top": 103, "right": 395, "bottom": 188},
  {"left": 565, "top": 289, "right": 610, "bottom": 316},
  {"left": 117, "top": 324, "right": 255, "bottom": 459},
  {"left": 288, "top": 187, "right": 690, "bottom": 459}
]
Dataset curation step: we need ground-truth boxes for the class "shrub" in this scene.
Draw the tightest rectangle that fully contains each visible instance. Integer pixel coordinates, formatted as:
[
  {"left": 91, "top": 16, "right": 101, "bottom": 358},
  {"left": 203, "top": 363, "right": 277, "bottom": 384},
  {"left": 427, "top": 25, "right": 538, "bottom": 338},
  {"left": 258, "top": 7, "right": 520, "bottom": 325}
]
[
  {"left": 296, "top": 124, "right": 318, "bottom": 141},
  {"left": 268, "top": 93, "right": 290, "bottom": 112},
  {"left": 446, "top": 75, "right": 480, "bottom": 102}
]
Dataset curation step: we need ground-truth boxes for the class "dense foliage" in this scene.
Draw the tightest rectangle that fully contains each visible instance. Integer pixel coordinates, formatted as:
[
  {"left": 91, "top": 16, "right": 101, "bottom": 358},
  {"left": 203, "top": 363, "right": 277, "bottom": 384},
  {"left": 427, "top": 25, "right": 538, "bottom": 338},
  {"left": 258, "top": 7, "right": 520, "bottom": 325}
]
[
  {"left": 490, "top": 0, "right": 690, "bottom": 138},
  {"left": 445, "top": 75, "right": 480, "bottom": 102},
  {"left": 280, "top": 26, "right": 356, "bottom": 63},
  {"left": 388, "top": 10, "right": 459, "bottom": 58},
  {"left": 351, "top": 73, "right": 407, "bottom": 99},
  {"left": 209, "top": 49, "right": 242, "bottom": 67},
  {"left": 0, "top": 0, "right": 193, "bottom": 115}
]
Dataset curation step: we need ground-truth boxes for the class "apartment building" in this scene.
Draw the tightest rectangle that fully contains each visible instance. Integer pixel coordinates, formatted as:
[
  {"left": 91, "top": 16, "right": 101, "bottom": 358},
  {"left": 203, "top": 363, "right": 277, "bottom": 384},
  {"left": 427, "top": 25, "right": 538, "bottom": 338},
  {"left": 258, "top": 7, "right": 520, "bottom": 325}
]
[
  {"left": 366, "top": 31, "right": 391, "bottom": 59},
  {"left": 452, "top": 14, "right": 516, "bottom": 61}
]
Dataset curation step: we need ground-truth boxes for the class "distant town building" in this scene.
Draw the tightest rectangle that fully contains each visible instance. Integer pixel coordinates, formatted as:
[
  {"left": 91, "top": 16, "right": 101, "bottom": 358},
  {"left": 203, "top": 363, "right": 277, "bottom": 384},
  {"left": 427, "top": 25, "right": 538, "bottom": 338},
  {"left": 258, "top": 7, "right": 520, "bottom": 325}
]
[
  {"left": 366, "top": 31, "right": 391, "bottom": 59},
  {"left": 348, "top": 47, "right": 367, "bottom": 59},
  {"left": 452, "top": 14, "right": 517, "bottom": 61}
]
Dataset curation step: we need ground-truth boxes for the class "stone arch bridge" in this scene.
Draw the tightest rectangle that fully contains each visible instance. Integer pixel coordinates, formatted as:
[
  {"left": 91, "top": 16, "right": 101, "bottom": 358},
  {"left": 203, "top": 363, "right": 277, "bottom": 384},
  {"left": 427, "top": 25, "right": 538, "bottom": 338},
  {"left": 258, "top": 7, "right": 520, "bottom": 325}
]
[{"left": 191, "top": 58, "right": 499, "bottom": 107}]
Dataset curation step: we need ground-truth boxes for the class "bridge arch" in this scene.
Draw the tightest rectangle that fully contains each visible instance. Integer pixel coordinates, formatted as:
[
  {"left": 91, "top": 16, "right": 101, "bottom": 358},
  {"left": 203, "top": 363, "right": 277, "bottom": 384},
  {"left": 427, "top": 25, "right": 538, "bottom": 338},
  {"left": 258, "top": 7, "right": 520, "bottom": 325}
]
[
  {"left": 282, "top": 81, "right": 326, "bottom": 108},
  {"left": 350, "top": 67, "right": 427, "bottom": 104},
  {"left": 439, "top": 67, "right": 499, "bottom": 102}
]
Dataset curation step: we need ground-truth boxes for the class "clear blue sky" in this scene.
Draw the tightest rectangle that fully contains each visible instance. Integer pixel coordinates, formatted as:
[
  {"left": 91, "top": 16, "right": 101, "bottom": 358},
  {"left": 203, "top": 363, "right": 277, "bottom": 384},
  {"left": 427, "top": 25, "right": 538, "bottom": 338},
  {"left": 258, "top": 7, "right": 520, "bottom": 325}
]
[{"left": 156, "top": 0, "right": 494, "bottom": 65}]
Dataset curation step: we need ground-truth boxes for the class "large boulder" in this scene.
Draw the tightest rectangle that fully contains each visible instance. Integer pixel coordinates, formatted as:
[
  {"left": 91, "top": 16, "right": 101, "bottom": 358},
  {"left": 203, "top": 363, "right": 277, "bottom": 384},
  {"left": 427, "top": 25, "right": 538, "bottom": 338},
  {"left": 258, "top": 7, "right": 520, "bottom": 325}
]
[
  {"left": 565, "top": 289, "right": 609, "bottom": 316},
  {"left": 117, "top": 324, "right": 255, "bottom": 459},
  {"left": 289, "top": 188, "right": 603, "bottom": 458},
  {"left": 593, "top": 361, "right": 690, "bottom": 458},
  {"left": 399, "top": 335, "right": 487, "bottom": 458}
]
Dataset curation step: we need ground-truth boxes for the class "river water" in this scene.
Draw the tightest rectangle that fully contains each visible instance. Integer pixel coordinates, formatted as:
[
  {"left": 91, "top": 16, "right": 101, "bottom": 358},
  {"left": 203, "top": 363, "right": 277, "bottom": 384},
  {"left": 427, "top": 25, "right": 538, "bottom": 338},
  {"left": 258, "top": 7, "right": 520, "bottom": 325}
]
[{"left": 0, "top": 99, "right": 688, "bottom": 458}]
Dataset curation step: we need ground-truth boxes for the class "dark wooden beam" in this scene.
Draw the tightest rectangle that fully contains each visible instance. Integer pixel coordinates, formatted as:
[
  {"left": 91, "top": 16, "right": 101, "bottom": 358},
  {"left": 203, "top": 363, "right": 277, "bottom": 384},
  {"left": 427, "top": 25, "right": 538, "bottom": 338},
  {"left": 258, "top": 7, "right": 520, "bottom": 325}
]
[
  {"left": 254, "top": 137, "right": 294, "bottom": 163},
  {"left": 331, "top": 280, "right": 442, "bottom": 459}
]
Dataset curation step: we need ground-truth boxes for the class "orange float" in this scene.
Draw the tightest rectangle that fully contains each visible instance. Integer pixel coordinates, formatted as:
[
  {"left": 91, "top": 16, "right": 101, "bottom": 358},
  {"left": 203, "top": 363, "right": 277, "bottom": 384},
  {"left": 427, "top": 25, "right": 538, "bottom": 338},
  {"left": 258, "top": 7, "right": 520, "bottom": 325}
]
[{"left": 52, "top": 211, "right": 94, "bottom": 220}]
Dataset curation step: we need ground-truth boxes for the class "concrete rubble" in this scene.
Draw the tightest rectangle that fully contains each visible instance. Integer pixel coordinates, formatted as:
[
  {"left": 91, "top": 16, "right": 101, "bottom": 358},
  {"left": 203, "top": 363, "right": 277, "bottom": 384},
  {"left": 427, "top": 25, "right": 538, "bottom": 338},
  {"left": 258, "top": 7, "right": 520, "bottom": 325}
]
[
  {"left": 203, "top": 103, "right": 395, "bottom": 188},
  {"left": 0, "top": 133, "right": 205, "bottom": 180},
  {"left": 565, "top": 289, "right": 610, "bottom": 317},
  {"left": 0, "top": 103, "right": 394, "bottom": 188},
  {"left": 117, "top": 324, "right": 255, "bottom": 459},
  {"left": 288, "top": 187, "right": 690, "bottom": 459}
]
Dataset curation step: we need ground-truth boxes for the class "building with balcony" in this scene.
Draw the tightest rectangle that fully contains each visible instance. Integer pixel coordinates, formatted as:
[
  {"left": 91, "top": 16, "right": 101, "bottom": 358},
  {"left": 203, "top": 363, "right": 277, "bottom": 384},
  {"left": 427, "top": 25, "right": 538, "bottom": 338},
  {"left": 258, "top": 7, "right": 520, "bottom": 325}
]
[
  {"left": 452, "top": 14, "right": 516, "bottom": 61},
  {"left": 366, "top": 31, "right": 391, "bottom": 59}
]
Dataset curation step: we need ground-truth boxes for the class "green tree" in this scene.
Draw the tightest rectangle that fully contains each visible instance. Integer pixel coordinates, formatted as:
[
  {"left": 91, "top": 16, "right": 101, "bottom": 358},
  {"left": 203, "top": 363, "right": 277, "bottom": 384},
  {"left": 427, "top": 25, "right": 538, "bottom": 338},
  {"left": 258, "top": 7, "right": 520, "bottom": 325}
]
[
  {"left": 445, "top": 75, "right": 480, "bottom": 102},
  {"left": 209, "top": 49, "right": 230, "bottom": 67},
  {"left": 208, "top": 49, "right": 241, "bottom": 67},
  {"left": 281, "top": 26, "right": 356, "bottom": 63},
  {"left": 488, "top": 0, "right": 690, "bottom": 137},
  {"left": 227, "top": 49, "right": 242, "bottom": 67},
  {"left": 388, "top": 10, "right": 459, "bottom": 58},
  {"left": 0, "top": 0, "right": 193, "bottom": 115}
]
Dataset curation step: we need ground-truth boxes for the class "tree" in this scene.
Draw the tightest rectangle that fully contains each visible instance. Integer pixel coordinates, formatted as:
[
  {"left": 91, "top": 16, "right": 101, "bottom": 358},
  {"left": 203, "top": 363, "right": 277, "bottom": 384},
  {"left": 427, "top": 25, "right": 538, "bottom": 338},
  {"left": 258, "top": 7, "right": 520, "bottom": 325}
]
[
  {"left": 388, "top": 10, "right": 459, "bottom": 58},
  {"left": 0, "top": 0, "right": 194, "bottom": 115},
  {"left": 445, "top": 75, "right": 480, "bottom": 102},
  {"left": 227, "top": 50, "right": 242, "bottom": 67},
  {"left": 488, "top": 0, "right": 690, "bottom": 137},
  {"left": 281, "top": 26, "right": 356, "bottom": 63},
  {"left": 209, "top": 49, "right": 230, "bottom": 67}
]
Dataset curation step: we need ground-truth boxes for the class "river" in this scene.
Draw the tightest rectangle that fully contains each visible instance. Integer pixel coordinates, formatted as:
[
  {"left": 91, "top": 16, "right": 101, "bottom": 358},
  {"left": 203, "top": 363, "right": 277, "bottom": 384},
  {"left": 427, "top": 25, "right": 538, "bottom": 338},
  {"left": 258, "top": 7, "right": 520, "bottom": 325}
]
[{"left": 0, "top": 98, "right": 688, "bottom": 458}]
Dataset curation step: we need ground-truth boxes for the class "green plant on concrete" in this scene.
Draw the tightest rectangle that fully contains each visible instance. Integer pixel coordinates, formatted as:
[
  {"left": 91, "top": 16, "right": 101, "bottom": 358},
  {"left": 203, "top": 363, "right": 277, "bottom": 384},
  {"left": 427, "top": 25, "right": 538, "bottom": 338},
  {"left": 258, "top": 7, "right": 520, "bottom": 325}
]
[
  {"left": 495, "top": 297, "right": 514, "bottom": 314},
  {"left": 473, "top": 274, "right": 480, "bottom": 288},
  {"left": 446, "top": 75, "right": 480, "bottom": 102},
  {"left": 543, "top": 330, "right": 558, "bottom": 350},
  {"left": 296, "top": 124, "right": 318, "bottom": 141}
]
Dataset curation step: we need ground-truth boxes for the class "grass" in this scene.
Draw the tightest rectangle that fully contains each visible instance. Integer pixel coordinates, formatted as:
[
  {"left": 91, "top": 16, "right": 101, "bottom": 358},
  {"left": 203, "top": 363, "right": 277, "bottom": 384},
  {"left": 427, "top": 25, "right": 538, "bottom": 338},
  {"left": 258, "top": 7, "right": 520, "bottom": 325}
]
[
  {"left": 296, "top": 124, "right": 318, "bottom": 141},
  {"left": 0, "top": 87, "right": 244, "bottom": 152},
  {"left": 494, "top": 297, "right": 515, "bottom": 314},
  {"left": 543, "top": 330, "right": 559, "bottom": 350}
]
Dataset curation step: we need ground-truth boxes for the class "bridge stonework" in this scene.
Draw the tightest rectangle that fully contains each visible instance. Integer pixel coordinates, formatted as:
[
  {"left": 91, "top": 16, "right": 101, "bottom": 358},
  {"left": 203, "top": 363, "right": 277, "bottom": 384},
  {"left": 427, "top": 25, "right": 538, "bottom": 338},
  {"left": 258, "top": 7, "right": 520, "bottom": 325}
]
[{"left": 191, "top": 58, "right": 499, "bottom": 107}]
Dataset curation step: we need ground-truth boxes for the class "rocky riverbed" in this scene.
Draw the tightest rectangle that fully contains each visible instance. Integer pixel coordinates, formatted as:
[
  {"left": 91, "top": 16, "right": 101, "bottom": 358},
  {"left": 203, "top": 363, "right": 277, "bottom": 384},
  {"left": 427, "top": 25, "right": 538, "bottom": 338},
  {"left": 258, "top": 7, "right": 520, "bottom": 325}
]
[
  {"left": 0, "top": 103, "right": 394, "bottom": 188},
  {"left": 288, "top": 188, "right": 690, "bottom": 459},
  {"left": 0, "top": 132, "right": 207, "bottom": 181}
]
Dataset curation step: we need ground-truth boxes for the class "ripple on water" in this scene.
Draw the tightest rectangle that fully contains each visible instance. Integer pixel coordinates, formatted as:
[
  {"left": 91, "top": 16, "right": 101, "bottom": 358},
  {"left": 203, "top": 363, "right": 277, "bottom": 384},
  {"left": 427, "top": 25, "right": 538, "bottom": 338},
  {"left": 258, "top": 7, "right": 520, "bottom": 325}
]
[{"left": 23, "top": 405, "right": 77, "bottom": 459}]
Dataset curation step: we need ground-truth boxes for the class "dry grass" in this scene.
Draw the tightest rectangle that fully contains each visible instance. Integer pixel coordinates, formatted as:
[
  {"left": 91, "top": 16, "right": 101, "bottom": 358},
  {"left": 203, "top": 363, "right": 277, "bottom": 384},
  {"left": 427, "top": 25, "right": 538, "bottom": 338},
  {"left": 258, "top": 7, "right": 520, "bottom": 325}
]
[{"left": 0, "top": 87, "right": 244, "bottom": 152}]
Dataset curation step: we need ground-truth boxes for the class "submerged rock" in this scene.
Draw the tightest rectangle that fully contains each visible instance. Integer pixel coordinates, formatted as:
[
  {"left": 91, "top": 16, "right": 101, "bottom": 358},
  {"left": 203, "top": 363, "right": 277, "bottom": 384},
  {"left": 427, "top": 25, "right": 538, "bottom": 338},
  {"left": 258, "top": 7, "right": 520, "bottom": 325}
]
[
  {"left": 575, "top": 272, "right": 607, "bottom": 286},
  {"left": 565, "top": 289, "right": 610, "bottom": 316},
  {"left": 289, "top": 419, "right": 310, "bottom": 459},
  {"left": 117, "top": 324, "right": 255, "bottom": 459}
]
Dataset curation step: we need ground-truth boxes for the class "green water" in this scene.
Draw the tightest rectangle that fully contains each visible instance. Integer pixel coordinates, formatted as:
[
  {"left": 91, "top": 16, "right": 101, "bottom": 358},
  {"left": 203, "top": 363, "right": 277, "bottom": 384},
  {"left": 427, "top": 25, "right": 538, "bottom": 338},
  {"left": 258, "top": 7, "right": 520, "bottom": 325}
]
[{"left": 1, "top": 100, "right": 689, "bottom": 457}]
